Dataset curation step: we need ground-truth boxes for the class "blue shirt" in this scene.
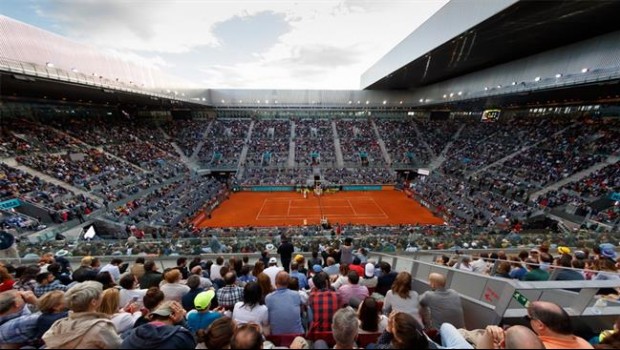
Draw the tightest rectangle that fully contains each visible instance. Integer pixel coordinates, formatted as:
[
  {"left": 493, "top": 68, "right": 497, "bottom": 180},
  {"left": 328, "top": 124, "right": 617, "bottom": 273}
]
[
  {"left": 186, "top": 310, "right": 221, "bottom": 333},
  {"left": 265, "top": 288, "right": 304, "bottom": 335},
  {"left": 0, "top": 311, "right": 41, "bottom": 346},
  {"left": 290, "top": 271, "right": 309, "bottom": 290}
]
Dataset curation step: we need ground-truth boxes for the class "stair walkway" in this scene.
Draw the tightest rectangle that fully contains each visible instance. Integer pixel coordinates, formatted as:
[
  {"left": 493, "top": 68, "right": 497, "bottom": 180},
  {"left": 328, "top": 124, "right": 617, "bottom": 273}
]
[
  {"left": 190, "top": 120, "right": 214, "bottom": 160},
  {"left": 429, "top": 124, "right": 465, "bottom": 171},
  {"left": 411, "top": 120, "right": 437, "bottom": 159},
  {"left": 531, "top": 155, "right": 620, "bottom": 201},
  {"left": 371, "top": 120, "right": 392, "bottom": 165},
  {"left": 1, "top": 157, "right": 101, "bottom": 202},
  {"left": 332, "top": 120, "right": 344, "bottom": 167}
]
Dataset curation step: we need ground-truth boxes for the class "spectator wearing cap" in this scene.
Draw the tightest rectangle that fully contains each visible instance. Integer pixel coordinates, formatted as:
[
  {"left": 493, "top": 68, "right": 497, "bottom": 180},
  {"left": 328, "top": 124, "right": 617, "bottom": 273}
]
[
  {"left": 0, "top": 290, "right": 40, "bottom": 348},
  {"left": 594, "top": 248, "right": 619, "bottom": 295},
  {"left": 290, "top": 262, "right": 309, "bottom": 290},
  {"left": 99, "top": 258, "right": 123, "bottom": 283},
  {"left": 263, "top": 257, "right": 282, "bottom": 288},
  {"left": 72, "top": 256, "right": 97, "bottom": 283},
  {"left": 232, "top": 282, "right": 270, "bottom": 335},
  {"left": 187, "top": 290, "right": 223, "bottom": 333},
  {"left": 307, "top": 251, "right": 322, "bottom": 272},
  {"left": 294, "top": 254, "right": 308, "bottom": 276},
  {"left": 277, "top": 235, "right": 295, "bottom": 273},
  {"left": 121, "top": 300, "right": 196, "bottom": 349},
  {"left": 139, "top": 260, "right": 162, "bottom": 289},
  {"left": 42, "top": 281, "right": 122, "bottom": 349},
  {"left": 360, "top": 263, "right": 378, "bottom": 289},
  {"left": 217, "top": 272, "right": 244, "bottom": 310},
  {"left": 266, "top": 271, "right": 304, "bottom": 335},
  {"left": 523, "top": 258, "right": 549, "bottom": 281},
  {"left": 337, "top": 271, "right": 369, "bottom": 308},
  {"left": 34, "top": 271, "right": 68, "bottom": 297}
]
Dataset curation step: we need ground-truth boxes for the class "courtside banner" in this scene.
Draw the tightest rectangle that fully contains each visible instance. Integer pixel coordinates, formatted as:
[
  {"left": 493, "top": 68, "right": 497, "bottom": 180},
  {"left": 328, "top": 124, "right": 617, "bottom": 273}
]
[
  {"left": 0, "top": 198, "right": 21, "bottom": 210},
  {"left": 249, "top": 186, "right": 296, "bottom": 192},
  {"left": 342, "top": 185, "right": 383, "bottom": 191}
]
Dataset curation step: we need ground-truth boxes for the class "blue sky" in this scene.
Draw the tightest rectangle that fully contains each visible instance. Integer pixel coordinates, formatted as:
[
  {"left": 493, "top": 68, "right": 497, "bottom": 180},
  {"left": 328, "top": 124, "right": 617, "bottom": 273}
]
[{"left": 2, "top": 0, "right": 448, "bottom": 89}]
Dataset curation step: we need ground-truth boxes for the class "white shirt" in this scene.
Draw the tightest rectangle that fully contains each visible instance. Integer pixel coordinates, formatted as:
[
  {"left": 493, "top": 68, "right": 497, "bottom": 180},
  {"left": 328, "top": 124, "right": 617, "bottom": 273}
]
[
  {"left": 111, "top": 311, "right": 141, "bottom": 334},
  {"left": 232, "top": 302, "right": 269, "bottom": 332},
  {"left": 119, "top": 288, "right": 147, "bottom": 309},
  {"left": 263, "top": 266, "right": 283, "bottom": 288},
  {"left": 160, "top": 283, "right": 191, "bottom": 302},
  {"left": 210, "top": 264, "right": 224, "bottom": 280},
  {"left": 100, "top": 264, "right": 121, "bottom": 282}
]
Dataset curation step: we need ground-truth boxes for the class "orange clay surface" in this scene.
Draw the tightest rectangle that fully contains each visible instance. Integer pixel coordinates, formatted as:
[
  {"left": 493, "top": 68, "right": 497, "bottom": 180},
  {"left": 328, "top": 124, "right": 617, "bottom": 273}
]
[{"left": 195, "top": 189, "right": 444, "bottom": 228}]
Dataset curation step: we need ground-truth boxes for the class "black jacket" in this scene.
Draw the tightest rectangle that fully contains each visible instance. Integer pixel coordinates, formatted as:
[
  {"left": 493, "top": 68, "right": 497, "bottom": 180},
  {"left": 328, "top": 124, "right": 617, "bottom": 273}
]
[{"left": 121, "top": 323, "right": 196, "bottom": 349}]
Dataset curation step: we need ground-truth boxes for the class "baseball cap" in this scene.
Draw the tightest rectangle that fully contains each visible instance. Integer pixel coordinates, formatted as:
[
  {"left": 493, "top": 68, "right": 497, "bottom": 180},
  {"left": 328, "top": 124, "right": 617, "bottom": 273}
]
[
  {"left": 364, "top": 263, "right": 375, "bottom": 278},
  {"left": 194, "top": 290, "right": 215, "bottom": 311},
  {"left": 269, "top": 257, "right": 277, "bottom": 264},
  {"left": 574, "top": 250, "right": 586, "bottom": 259},
  {"left": 151, "top": 301, "right": 175, "bottom": 317},
  {"left": 601, "top": 246, "right": 618, "bottom": 260},
  {"left": 312, "top": 264, "right": 322, "bottom": 273},
  {"left": 557, "top": 246, "right": 571, "bottom": 255},
  {"left": 294, "top": 254, "right": 304, "bottom": 263}
]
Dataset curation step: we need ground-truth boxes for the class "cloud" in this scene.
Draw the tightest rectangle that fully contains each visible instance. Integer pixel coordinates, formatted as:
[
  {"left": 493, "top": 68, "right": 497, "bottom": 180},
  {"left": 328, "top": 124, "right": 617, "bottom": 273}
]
[{"left": 27, "top": 0, "right": 448, "bottom": 89}]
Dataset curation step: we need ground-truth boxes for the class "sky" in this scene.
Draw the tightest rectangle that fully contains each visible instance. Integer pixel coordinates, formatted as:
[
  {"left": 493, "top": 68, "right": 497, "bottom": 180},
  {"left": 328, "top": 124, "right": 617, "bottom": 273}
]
[{"left": 2, "top": 0, "right": 448, "bottom": 89}]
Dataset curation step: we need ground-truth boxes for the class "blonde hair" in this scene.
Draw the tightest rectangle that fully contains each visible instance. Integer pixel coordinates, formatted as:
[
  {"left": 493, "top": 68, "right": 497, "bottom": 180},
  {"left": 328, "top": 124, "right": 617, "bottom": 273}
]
[
  {"left": 38, "top": 290, "right": 65, "bottom": 314},
  {"left": 65, "top": 281, "right": 103, "bottom": 312},
  {"left": 98, "top": 287, "right": 120, "bottom": 315},
  {"left": 164, "top": 269, "right": 182, "bottom": 283}
]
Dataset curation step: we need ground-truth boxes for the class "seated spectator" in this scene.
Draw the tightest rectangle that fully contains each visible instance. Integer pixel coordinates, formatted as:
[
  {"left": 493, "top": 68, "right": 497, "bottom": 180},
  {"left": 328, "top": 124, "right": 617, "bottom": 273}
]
[
  {"left": 217, "top": 272, "right": 244, "bottom": 310},
  {"left": 139, "top": 260, "right": 162, "bottom": 289},
  {"left": 523, "top": 259, "right": 549, "bottom": 281},
  {"left": 160, "top": 269, "right": 190, "bottom": 302},
  {"left": 42, "top": 281, "right": 122, "bottom": 349},
  {"left": 134, "top": 287, "right": 164, "bottom": 329},
  {"left": 376, "top": 262, "right": 397, "bottom": 296},
  {"left": 96, "top": 271, "right": 117, "bottom": 290},
  {"left": 121, "top": 300, "right": 196, "bottom": 349},
  {"left": 308, "top": 251, "right": 323, "bottom": 271},
  {"left": 357, "top": 297, "right": 387, "bottom": 334},
  {"left": 323, "top": 257, "right": 340, "bottom": 277},
  {"left": 263, "top": 257, "right": 283, "bottom": 288},
  {"left": 419, "top": 273, "right": 465, "bottom": 330},
  {"left": 230, "top": 322, "right": 264, "bottom": 349},
  {"left": 0, "top": 265, "right": 15, "bottom": 292},
  {"left": 331, "top": 263, "right": 351, "bottom": 290},
  {"left": 196, "top": 316, "right": 236, "bottom": 350},
  {"left": 383, "top": 272, "right": 421, "bottom": 324},
  {"left": 316, "top": 307, "right": 359, "bottom": 349},
  {"left": 360, "top": 263, "right": 378, "bottom": 290},
  {"left": 47, "top": 262, "right": 73, "bottom": 286},
  {"left": 119, "top": 274, "right": 147, "bottom": 309},
  {"left": 257, "top": 272, "right": 274, "bottom": 304},
  {"left": 477, "top": 325, "right": 545, "bottom": 349},
  {"left": 337, "top": 271, "right": 369, "bottom": 308},
  {"left": 181, "top": 275, "right": 204, "bottom": 312},
  {"left": 187, "top": 290, "right": 223, "bottom": 333},
  {"left": 554, "top": 255, "right": 585, "bottom": 281},
  {"left": 349, "top": 257, "right": 365, "bottom": 277},
  {"left": 527, "top": 300, "right": 593, "bottom": 349},
  {"left": 265, "top": 271, "right": 304, "bottom": 335},
  {"left": 232, "top": 282, "right": 270, "bottom": 335},
  {"left": 238, "top": 264, "right": 257, "bottom": 285},
  {"left": 0, "top": 290, "right": 40, "bottom": 348},
  {"left": 289, "top": 262, "right": 309, "bottom": 290},
  {"left": 191, "top": 266, "right": 213, "bottom": 289},
  {"left": 34, "top": 290, "right": 68, "bottom": 344},
  {"left": 100, "top": 258, "right": 123, "bottom": 283},
  {"left": 34, "top": 271, "right": 68, "bottom": 297},
  {"left": 374, "top": 312, "right": 430, "bottom": 349},
  {"left": 210, "top": 256, "right": 225, "bottom": 281},
  {"left": 13, "top": 265, "right": 39, "bottom": 292},
  {"left": 308, "top": 271, "right": 339, "bottom": 334},
  {"left": 130, "top": 257, "right": 146, "bottom": 280},
  {"left": 98, "top": 287, "right": 140, "bottom": 335}
]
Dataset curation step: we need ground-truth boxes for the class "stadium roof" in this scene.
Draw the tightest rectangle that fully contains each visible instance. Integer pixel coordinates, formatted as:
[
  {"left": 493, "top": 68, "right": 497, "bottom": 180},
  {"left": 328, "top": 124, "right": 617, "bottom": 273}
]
[{"left": 362, "top": 0, "right": 620, "bottom": 90}]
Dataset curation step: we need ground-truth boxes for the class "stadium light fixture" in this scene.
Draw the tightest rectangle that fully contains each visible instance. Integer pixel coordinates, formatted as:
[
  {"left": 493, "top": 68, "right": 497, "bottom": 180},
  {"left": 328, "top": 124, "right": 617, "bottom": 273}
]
[
  {"left": 274, "top": 100, "right": 278, "bottom": 104},
  {"left": 581, "top": 67, "right": 589, "bottom": 73},
  {"left": 496, "top": 85, "right": 501, "bottom": 89},
  {"left": 348, "top": 101, "right": 352, "bottom": 104},
  {"left": 419, "top": 99, "right": 424, "bottom": 103},
  {"left": 221, "top": 99, "right": 225, "bottom": 103},
  {"left": 71, "top": 67, "right": 78, "bottom": 73},
  {"left": 400, "top": 101, "right": 403, "bottom": 104},
  {"left": 458, "top": 91, "right": 463, "bottom": 96},
  {"left": 46, "top": 62, "right": 54, "bottom": 68},
  {"left": 201, "top": 98, "right": 206, "bottom": 101},
  {"left": 534, "top": 76, "right": 541, "bottom": 82},
  {"left": 555, "top": 73, "right": 562, "bottom": 78},
  {"left": 357, "top": 101, "right": 361, "bottom": 104},
  {"left": 511, "top": 81, "right": 517, "bottom": 86},
  {"left": 365, "top": 100, "right": 370, "bottom": 104},
  {"left": 382, "top": 100, "right": 387, "bottom": 105},
  {"left": 443, "top": 94, "right": 447, "bottom": 98},
  {"left": 484, "top": 87, "right": 488, "bottom": 91}
]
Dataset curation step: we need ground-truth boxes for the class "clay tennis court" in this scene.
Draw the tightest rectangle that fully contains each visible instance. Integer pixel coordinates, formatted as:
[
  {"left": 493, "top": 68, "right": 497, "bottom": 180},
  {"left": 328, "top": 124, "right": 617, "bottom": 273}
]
[{"left": 195, "top": 189, "right": 444, "bottom": 227}]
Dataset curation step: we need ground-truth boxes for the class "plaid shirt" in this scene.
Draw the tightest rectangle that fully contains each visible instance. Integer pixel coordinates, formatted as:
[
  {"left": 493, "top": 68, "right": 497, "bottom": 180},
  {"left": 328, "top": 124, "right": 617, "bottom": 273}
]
[
  {"left": 13, "top": 279, "right": 36, "bottom": 292},
  {"left": 34, "top": 280, "right": 68, "bottom": 297},
  {"left": 0, "top": 311, "right": 41, "bottom": 346},
  {"left": 217, "top": 285, "right": 244, "bottom": 308},
  {"left": 308, "top": 289, "right": 339, "bottom": 332}
]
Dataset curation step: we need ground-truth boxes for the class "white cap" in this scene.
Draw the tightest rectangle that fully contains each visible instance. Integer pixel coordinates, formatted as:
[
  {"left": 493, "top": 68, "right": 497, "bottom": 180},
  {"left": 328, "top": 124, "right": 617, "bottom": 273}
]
[{"left": 269, "top": 257, "right": 277, "bottom": 264}]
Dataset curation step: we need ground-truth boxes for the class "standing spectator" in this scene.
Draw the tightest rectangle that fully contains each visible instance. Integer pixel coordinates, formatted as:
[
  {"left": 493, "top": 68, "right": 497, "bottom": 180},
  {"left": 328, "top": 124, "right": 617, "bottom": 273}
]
[
  {"left": 419, "top": 273, "right": 465, "bottom": 330},
  {"left": 121, "top": 301, "right": 196, "bottom": 349},
  {"left": 260, "top": 250, "right": 271, "bottom": 268},
  {"left": 277, "top": 235, "right": 295, "bottom": 273},
  {"left": 383, "top": 272, "right": 421, "bottom": 324},
  {"left": 99, "top": 258, "right": 123, "bottom": 283},
  {"left": 217, "top": 272, "right": 244, "bottom": 310},
  {"left": 42, "top": 281, "right": 122, "bottom": 349},
  {"left": 308, "top": 251, "right": 323, "bottom": 271},
  {"left": 160, "top": 269, "right": 190, "bottom": 302},
  {"left": 139, "top": 260, "right": 162, "bottom": 289},
  {"left": 340, "top": 237, "right": 354, "bottom": 265},
  {"left": 337, "top": 271, "right": 369, "bottom": 308},
  {"left": 308, "top": 271, "right": 339, "bottom": 333},
  {"left": 232, "top": 282, "right": 270, "bottom": 335},
  {"left": 265, "top": 271, "right": 304, "bottom": 335}
]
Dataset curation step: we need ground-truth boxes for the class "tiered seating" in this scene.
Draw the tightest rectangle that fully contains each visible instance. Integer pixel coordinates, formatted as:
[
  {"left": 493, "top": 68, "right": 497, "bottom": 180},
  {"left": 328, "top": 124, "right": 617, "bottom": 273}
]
[
  {"left": 197, "top": 119, "right": 249, "bottom": 168},
  {"left": 375, "top": 119, "right": 431, "bottom": 166},
  {"left": 242, "top": 168, "right": 311, "bottom": 186},
  {"left": 246, "top": 119, "right": 290, "bottom": 167},
  {"left": 294, "top": 119, "right": 336, "bottom": 166},
  {"left": 414, "top": 120, "right": 460, "bottom": 156},
  {"left": 159, "top": 119, "right": 211, "bottom": 157},
  {"left": 336, "top": 119, "right": 385, "bottom": 166}
]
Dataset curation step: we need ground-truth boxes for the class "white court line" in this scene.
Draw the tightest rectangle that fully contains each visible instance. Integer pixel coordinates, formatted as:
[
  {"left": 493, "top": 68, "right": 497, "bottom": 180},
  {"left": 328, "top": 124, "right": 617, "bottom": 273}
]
[
  {"left": 370, "top": 197, "right": 389, "bottom": 218},
  {"left": 255, "top": 199, "right": 269, "bottom": 220},
  {"left": 347, "top": 199, "right": 358, "bottom": 216},
  {"left": 287, "top": 199, "right": 291, "bottom": 216},
  {"left": 289, "top": 206, "right": 351, "bottom": 209},
  {"left": 257, "top": 215, "right": 386, "bottom": 219}
]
